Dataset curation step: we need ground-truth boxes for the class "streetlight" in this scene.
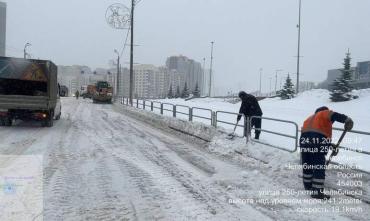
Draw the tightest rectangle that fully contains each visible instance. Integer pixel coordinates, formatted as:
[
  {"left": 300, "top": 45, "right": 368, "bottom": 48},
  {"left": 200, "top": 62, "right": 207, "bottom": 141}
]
[
  {"left": 259, "top": 68, "right": 263, "bottom": 96},
  {"left": 209, "top": 41, "right": 214, "bottom": 97},
  {"left": 296, "top": 0, "right": 302, "bottom": 94},
  {"left": 24, "top": 43, "right": 31, "bottom": 59},
  {"left": 114, "top": 49, "right": 120, "bottom": 99},
  {"left": 275, "top": 69, "right": 283, "bottom": 94},
  {"left": 129, "top": 0, "right": 135, "bottom": 105},
  {"left": 269, "top": 77, "right": 272, "bottom": 96},
  {"left": 202, "top": 57, "right": 206, "bottom": 96}
]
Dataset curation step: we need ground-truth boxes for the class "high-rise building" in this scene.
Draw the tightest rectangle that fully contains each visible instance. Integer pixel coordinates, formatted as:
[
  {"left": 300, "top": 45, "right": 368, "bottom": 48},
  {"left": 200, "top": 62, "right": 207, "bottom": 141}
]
[
  {"left": 168, "top": 69, "right": 185, "bottom": 96},
  {"left": 166, "top": 55, "right": 203, "bottom": 93},
  {"left": 0, "top": 1, "right": 6, "bottom": 57}
]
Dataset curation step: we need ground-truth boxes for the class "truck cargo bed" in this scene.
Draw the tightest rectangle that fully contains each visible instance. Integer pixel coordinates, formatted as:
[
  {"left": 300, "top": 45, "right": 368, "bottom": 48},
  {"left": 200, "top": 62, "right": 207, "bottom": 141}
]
[{"left": 0, "top": 95, "right": 50, "bottom": 110}]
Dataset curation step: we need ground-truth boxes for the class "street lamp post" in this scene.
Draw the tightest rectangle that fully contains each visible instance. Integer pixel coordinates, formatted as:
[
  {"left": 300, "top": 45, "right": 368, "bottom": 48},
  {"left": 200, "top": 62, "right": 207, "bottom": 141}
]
[
  {"left": 275, "top": 69, "right": 283, "bottom": 95},
  {"left": 202, "top": 58, "right": 206, "bottom": 96},
  {"left": 24, "top": 43, "right": 31, "bottom": 59},
  {"left": 129, "top": 0, "right": 135, "bottom": 106},
  {"left": 296, "top": 0, "right": 302, "bottom": 94},
  {"left": 105, "top": 2, "right": 135, "bottom": 105},
  {"left": 114, "top": 49, "right": 120, "bottom": 99},
  {"left": 269, "top": 77, "right": 272, "bottom": 96},
  {"left": 209, "top": 41, "right": 214, "bottom": 97},
  {"left": 259, "top": 68, "right": 263, "bottom": 96}
]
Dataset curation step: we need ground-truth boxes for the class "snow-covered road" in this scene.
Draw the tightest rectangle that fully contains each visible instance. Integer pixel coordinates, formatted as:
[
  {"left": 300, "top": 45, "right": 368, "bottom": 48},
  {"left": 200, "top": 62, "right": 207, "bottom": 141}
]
[
  {"left": 0, "top": 98, "right": 270, "bottom": 220},
  {"left": 0, "top": 97, "right": 369, "bottom": 221}
]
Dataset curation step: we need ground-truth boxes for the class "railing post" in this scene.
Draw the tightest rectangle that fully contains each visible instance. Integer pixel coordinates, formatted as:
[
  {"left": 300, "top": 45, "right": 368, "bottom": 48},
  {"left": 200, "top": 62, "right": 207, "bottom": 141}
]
[
  {"left": 173, "top": 105, "right": 176, "bottom": 118},
  {"left": 151, "top": 102, "right": 154, "bottom": 111},
  {"left": 136, "top": 99, "right": 139, "bottom": 108},
  {"left": 188, "top": 107, "right": 191, "bottom": 121},
  {"left": 160, "top": 103, "right": 163, "bottom": 115},
  {"left": 143, "top": 100, "right": 146, "bottom": 110},
  {"left": 213, "top": 112, "right": 217, "bottom": 127}
]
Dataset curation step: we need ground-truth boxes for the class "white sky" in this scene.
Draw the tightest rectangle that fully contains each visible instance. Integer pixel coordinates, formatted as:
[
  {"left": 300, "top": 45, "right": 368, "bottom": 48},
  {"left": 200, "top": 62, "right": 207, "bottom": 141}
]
[{"left": 3, "top": 0, "right": 370, "bottom": 94}]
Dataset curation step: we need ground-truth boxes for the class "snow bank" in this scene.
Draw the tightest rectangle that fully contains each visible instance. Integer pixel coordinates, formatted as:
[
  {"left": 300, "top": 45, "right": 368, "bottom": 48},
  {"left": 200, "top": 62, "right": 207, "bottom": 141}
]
[{"left": 115, "top": 104, "right": 222, "bottom": 143}]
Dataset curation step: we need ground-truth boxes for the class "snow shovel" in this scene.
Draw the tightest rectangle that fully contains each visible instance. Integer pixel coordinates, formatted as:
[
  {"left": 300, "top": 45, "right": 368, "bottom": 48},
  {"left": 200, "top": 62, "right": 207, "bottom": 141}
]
[
  {"left": 326, "top": 129, "right": 347, "bottom": 166},
  {"left": 227, "top": 120, "right": 239, "bottom": 140}
]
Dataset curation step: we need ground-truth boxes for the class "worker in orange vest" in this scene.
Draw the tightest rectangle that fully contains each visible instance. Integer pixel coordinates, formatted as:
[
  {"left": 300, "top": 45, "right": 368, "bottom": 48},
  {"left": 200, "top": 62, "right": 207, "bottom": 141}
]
[{"left": 300, "top": 106, "right": 353, "bottom": 199}]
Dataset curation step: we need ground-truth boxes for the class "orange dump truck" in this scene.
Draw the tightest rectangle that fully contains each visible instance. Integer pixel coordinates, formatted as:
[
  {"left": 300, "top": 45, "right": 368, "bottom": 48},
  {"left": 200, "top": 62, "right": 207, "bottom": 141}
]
[{"left": 92, "top": 81, "right": 113, "bottom": 103}]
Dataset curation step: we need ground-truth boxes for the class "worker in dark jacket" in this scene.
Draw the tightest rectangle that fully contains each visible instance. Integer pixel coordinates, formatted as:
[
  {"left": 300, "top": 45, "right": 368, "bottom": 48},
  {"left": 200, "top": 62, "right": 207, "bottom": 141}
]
[
  {"left": 300, "top": 106, "right": 353, "bottom": 199},
  {"left": 237, "top": 91, "right": 263, "bottom": 139}
]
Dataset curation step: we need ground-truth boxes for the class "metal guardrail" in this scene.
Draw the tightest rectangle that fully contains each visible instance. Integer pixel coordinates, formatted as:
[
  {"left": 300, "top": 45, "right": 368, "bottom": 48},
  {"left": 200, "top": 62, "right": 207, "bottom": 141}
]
[
  {"left": 191, "top": 107, "right": 213, "bottom": 125},
  {"left": 152, "top": 101, "right": 161, "bottom": 112},
  {"left": 161, "top": 102, "right": 175, "bottom": 117},
  {"left": 249, "top": 116, "right": 299, "bottom": 153},
  {"left": 175, "top": 105, "right": 192, "bottom": 121},
  {"left": 119, "top": 97, "right": 370, "bottom": 157},
  {"left": 215, "top": 111, "right": 243, "bottom": 127},
  {"left": 332, "top": 127, "right": 370, "bottom": 155},
  {"left": 215, "top": 111, "right": 250, "bottom": 142}
]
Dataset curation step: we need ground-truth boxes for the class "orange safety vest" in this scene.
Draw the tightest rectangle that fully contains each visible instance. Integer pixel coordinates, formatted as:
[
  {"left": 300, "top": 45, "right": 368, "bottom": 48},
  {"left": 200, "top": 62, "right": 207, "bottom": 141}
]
[{"left": 301, "top": 110, "right": 334, "bottom": 138}]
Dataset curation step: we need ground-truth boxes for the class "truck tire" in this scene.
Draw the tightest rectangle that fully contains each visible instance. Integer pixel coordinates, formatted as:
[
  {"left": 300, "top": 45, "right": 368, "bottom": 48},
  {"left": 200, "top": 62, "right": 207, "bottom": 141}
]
[
  {"left": 2, "top": 117, "right": 12, "bottom": 126},
  {"left": 55, "top": 108, "right": 61, "bottom": 120}
]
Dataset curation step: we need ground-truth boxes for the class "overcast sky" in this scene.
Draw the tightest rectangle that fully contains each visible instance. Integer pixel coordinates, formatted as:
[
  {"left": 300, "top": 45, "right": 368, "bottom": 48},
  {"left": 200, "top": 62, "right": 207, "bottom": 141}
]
[{"left": 3, "top": 0, "right": 370, "bottom": 94}]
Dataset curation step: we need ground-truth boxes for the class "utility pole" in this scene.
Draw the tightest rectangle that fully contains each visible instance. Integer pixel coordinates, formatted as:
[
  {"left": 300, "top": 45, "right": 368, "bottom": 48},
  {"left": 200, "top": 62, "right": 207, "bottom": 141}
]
[
  {"left": 259, "top": 68, "right": 263, "bottom": 96},
  {"left": 280, "top": 76, "right": 283, "bottom": 90},
  {"left": 129, "top": 0, "right": 135, "bottom": 106},
  {"left": 275, "top": 69, "right": 283, "bottom": 95},
  {"left": 209, "top": 41, "right": 214, "bottom": 97},
  {"left": 296, "top": 0, "right": 302, "bottom": 94},
  {"left": 269, "top": 77, "right": 272, "bottom": 96},
  {"left": 114, "top": 49, "right": 120, "bottom": 98},
  {"left": 24, "top": 43, "right": 31, "bottom": 59},
  {"left": 202, "top": 58, "right": 206, "bottom": 96}
]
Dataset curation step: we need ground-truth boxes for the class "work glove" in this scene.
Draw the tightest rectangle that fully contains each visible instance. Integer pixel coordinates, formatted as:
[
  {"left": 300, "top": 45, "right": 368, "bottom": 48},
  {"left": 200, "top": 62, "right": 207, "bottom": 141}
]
[{"left": 344, "top": 117, "right": 354, "bottom": 131}]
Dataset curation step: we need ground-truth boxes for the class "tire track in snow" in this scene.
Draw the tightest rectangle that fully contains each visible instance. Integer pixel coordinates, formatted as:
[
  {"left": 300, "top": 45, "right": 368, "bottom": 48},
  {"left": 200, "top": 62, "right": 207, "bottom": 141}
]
[{"left": 93, "top": 105, "right": 267, "bottom": 220}]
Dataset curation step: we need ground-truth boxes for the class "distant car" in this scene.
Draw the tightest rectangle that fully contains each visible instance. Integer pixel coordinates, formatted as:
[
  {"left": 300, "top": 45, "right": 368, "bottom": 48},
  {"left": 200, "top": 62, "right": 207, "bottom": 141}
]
[{"left": 59, "top": 85, "right": 69, "bottom": 97}]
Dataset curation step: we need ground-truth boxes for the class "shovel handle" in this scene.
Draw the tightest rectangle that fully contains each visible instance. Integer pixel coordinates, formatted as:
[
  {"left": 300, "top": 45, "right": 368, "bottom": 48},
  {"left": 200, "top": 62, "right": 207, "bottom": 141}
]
[{"left": 326, "top": 130, "right": 348, "bottom": 166}]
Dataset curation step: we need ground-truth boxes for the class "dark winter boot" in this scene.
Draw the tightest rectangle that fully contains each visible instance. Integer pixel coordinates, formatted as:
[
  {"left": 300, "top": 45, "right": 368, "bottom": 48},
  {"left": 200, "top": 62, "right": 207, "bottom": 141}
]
[
  {"left": 303, "top": 183, "right": 312, "bottom": 191},
  {"left": 311, "top": 189, "right": 330, "bottom": 200},
  {"left": 255, "top": 132, "right": 260, "bottom": 140}
]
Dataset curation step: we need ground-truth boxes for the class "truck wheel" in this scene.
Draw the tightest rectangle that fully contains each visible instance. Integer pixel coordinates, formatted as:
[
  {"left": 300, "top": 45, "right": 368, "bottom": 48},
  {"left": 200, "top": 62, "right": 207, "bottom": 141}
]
[
  {"left": 3, "top": 117, "right": 12, "bottom": 126},
  {"left": 55, "top": 108, "right": 61, "bottom": 120}
]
